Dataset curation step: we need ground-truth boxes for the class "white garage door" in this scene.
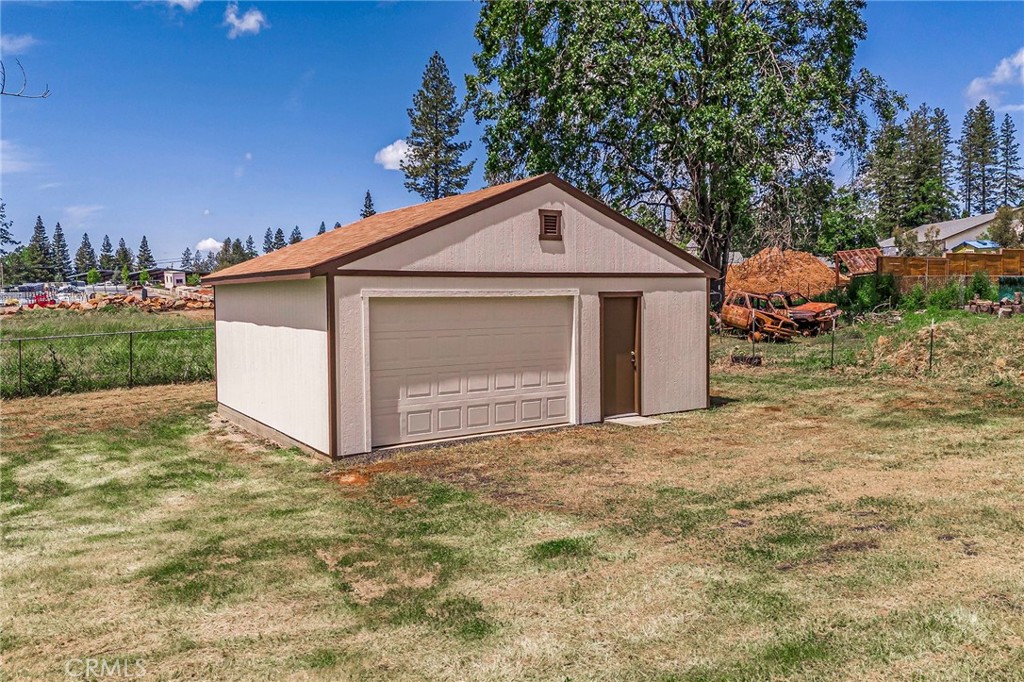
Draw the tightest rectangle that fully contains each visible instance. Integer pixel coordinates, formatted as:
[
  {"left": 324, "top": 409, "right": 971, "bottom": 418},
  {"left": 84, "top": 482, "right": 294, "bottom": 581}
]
[{"left": 369, "top": 297, "right": 573, "bottom": 447}]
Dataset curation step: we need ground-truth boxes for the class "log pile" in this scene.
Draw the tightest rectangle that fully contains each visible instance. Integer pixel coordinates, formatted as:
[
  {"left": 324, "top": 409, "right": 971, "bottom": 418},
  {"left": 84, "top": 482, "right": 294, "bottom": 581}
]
[
  {"left": 964, "top": 291, "right": 1023, "bottom": 318},
  {"left": 1, "top": 292, "right": 214, "bottom": 315}
]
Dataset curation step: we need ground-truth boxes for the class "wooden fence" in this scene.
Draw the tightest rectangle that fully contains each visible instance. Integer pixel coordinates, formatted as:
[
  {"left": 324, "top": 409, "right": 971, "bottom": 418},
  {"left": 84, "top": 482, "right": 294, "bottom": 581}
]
[{"left": 877, "top": 250, "right": 1024, "bottom": 292}]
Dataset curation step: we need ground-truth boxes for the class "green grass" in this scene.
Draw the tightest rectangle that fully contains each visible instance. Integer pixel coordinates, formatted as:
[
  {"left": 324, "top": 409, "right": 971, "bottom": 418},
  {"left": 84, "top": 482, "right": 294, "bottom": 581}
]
[{"left": 0, "top": 307, "right": 213, "bottom": 397}]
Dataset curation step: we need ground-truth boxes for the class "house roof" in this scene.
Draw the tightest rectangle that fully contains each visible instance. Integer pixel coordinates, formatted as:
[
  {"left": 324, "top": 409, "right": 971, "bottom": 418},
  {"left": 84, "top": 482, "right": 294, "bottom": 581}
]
[
  {"left": 204, "top": 174, "right": 719, "bottom": 284},
  {"left": 878, "top": 212, "right": 997, "bottom": 249},
  {"left": 953, "top": 239, "right": 1001, "bottom": 250}
]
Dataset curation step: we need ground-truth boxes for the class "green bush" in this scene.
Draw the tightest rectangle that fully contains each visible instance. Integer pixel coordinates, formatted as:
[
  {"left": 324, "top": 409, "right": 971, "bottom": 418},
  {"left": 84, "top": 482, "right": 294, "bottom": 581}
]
[
  {"left": 966, "top": 271, "right": 998, "bottom": 301},
  {"left": 816, "top": 274, "right": 900, "bottom": 316},
  {"left": 925, "top": 279, "right": 965, "bottom": 310},
  {"left": 901, "top": 283, "right": 926, "bottom": 310}
]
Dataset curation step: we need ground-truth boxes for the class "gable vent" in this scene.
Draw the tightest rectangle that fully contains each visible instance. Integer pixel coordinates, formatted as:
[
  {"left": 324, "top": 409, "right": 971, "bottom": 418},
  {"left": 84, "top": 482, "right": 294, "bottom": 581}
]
[{"left": 538, "top": 209, "right": 563, "bottom": 241}]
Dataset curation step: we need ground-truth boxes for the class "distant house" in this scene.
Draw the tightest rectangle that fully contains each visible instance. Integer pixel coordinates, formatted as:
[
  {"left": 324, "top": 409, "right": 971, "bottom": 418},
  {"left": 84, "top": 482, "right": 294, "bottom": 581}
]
[
  {"left": 950, "top": 239, "right": 1001, "bottom": 254},
  {"left": 878, "top": 212, "right": 998, "bottom": 255},
  {"left": 162, "top": 270, "right": 187, "bottom": 288}
]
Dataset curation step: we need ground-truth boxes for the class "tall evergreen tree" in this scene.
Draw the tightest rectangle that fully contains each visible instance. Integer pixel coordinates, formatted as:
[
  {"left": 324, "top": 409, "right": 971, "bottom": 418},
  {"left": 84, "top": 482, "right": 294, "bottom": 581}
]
[
  {"left": 263, "top": 227, "right": 275, "bottom": 253},
  {"left": 99, "top": 235, "right": 115, "bottom": 270},
  {"left": 217, "top": 238, "right": 233, "bottom": 269},
  {"left": 0, "top": 201, "right": 17, "bottom": 257},
  {"left": 75, "top": 233, "right": 97, "bottom": 273},
  {"left": 289, "top": 226, "right": 303, "bottom": 244},
  {"left": 244, "top": 235, "right": 257, "bottom": 258},
  {"left": 51, "top": 222, "right": 72, "bottom": 281},
  {"left": 997, "top": 113, "right": 1022, "bottom": 207},
  {"left": 273, "top": 228, "right": 287, "bottom": 250},
  {"left": 113, "top": 238, "right": 134, "bottom": 271},
  {"left": 0, "top": 201, "right": 24, "bottom": 285},
  {"left": 27, "top": 216, "right": 54, "bottom": 280},
  {"left": 958, "top": 107, "right": 978, "bottom": 216},
  {"left": 230, "top": 238, "right": 247, "bottom": 264},
  {"left": 180, "top": 247, "right": 193, "bottom": 271},
  {"left": 971, "top": 100, "right": 999, "bottom": 213},
  {"left": 402, "top": 51, "right": 474, "bottom": 201},
  {"left": 360, "top": 190, "right": 377, "bottom": 218},
  {"left": 137, "top": 235, "right": 156, "bottom": 270},
  {"left": 317, "top": 221, "right": 326, "bottom": 235}
]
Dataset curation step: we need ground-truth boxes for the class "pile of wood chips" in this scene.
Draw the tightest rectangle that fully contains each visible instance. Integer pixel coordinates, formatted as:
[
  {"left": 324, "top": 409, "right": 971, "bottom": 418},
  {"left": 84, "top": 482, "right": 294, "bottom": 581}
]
[{"left": 726, "top": 247, "right": 848, "bottom": 297}]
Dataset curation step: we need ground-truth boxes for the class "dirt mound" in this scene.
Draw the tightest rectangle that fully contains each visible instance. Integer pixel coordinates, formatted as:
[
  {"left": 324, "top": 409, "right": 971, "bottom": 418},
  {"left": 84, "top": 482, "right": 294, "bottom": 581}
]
[{"left": 726, "top": 247, "right": 847, "bottom": 297}]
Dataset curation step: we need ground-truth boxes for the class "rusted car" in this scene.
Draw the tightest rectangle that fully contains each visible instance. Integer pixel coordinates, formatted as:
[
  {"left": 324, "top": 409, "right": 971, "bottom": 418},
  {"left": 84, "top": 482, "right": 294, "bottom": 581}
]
[
  {"left": 766, "top": 292, "right": 841, "bottom": 334},
  {"left": 719, "top": 291, "right": 799, "bottom": 341}
]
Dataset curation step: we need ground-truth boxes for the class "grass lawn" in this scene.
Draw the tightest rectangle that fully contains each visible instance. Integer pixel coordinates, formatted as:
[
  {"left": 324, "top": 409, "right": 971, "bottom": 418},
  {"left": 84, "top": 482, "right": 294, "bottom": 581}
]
[{"left": 4, "top": 326, "right": 1024, "bottom": 679}]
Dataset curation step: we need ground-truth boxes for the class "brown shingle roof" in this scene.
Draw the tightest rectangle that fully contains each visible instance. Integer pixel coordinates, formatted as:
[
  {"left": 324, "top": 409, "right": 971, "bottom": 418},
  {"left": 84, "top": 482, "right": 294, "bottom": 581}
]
[{"left": 204, "top": 173, "right": 718, "bottom": 283}]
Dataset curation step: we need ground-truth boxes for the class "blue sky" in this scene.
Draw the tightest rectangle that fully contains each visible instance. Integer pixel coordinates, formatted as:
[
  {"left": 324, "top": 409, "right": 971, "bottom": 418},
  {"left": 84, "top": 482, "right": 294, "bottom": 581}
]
[{"left": 1, "top": 1, "right": 1022, "bottom": 265}]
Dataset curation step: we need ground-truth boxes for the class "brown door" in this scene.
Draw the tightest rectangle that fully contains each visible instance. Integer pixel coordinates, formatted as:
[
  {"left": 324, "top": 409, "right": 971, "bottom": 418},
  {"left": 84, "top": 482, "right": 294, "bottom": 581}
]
[{"left": 601, "top": 294, "right": 639, "bottom": 418}]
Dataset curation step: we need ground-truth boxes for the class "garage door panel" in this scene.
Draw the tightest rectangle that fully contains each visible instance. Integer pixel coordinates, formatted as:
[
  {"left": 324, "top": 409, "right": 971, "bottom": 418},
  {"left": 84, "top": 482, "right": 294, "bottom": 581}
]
[{"left": 370, "top": 297, "right": 572, "bottom": 447}]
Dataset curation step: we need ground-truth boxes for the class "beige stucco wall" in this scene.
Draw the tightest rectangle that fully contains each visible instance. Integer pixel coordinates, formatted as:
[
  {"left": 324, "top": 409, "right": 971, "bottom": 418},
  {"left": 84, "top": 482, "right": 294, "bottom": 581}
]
[
  {"left": 215, "top": 278, "right": 330, "bottom": 454},
  {"left": 332, "top": 275, "right": 708, "bottom": 456},
  {"left": 340, "top": 184, "right": 705, "bottom": 275}
]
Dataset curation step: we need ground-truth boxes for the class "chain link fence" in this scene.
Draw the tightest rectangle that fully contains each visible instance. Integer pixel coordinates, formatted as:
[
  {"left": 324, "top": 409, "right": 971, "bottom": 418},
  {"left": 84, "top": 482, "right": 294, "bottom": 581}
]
[{"left": 1, "top": 327, "right": 214, "bottom": 398}]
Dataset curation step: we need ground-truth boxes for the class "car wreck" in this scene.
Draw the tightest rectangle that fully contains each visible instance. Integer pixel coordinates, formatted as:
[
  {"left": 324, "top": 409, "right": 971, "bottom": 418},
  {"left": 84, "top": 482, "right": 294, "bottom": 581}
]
[
  {"left": 767, "top": 292, "right": 841, "bottom": 335},
  {"left": 719, "top": 291, "right": 799, "bottom": 341}
]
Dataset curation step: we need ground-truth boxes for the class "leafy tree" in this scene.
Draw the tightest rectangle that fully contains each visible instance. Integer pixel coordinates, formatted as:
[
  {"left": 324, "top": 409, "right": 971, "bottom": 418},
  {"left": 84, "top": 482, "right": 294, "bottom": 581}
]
[
  {"left": 360, "top": 190, "right": 377, "bottom": 218},
  {"left": 289, "top": 226, "right": 302, "bottom": 244},
  {"left": 317, "top": 221, "right": 326, "bottom": 235},
  {"left": 984, "top": 206, "right": 1023, "bottom": 248},
  {"left": 402, "top": 51, "right": 474, "bottom": 201},
  {"left": 113, "top": 238, "right": 134, "bottom": 272},
  {"left": 99, "top": 235, "right": 115, "bottom": 270},
  {"left": 137, "top": 235, "right": 156, "bottom": 270},
  {"left": 180, "top": 247, "right": 193, "bottom": 271},
  {"left": 469, "top": 1, "right": 897, "bottom": 299},
  {"left": 815, "top": 188, "right": 879, "bottom": 255},
  {"left": 244, "top": 235, "right": 257, "bottom": 258},
  {"left": 273, "top": 228, "right": 287, "bottom": 250},
  {"left": 186, "top": 273, "right": 201, "bottom": 286},
  {"left": 27, "top": 216, "right": 54, "bottom": 280},
  {"left": 997, "top": 114, "right": 1022, "bottom": 207},
  {"left": 139, "top": 269, "right": 150, "bottom": 285},
  {"left": 120, "top": 263, "right": 130, "bottom": 284},
  {"left": 263, "top": 227, "right": 275, "bottom": 253},
  {"left": 86, "top": 268, "right": 100, "bottom": 285},
  {"left": 75, "top": 233, "right": 97, "bottom": 273},
  {"left": 0, "top": 201, "right": 17, "bottom": 257}
]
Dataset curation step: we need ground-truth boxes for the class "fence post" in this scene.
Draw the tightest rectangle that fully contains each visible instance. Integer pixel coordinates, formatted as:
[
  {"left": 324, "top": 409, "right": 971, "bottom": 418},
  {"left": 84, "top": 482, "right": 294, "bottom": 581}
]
[
  {"left": 128, "top": 331, "right": 134, "bottom": 388},
  {"left": 18, "top": 339, "right": 23, "bottom": 397}
]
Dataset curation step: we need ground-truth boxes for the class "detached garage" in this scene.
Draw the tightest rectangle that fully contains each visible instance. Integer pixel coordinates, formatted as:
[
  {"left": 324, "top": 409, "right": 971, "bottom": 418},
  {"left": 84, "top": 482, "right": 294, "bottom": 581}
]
[{"left": 205, "top": 174, "right": 718, "bottom": 459}]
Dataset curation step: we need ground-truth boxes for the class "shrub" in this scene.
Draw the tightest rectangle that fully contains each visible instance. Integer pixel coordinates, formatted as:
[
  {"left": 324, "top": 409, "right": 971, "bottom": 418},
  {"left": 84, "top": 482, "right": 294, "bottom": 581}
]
[
  {"left": 901, "top": 283, "right": 926, "bottom": 311},
  {"left": 966, "top": 271, "right": 998, "bottom": 301},
  {"left": 817, "top": 274, "right": 901, "bottom": 317},
  {"left": 925, "top": 278, "right": 965, "bottom": 310}
]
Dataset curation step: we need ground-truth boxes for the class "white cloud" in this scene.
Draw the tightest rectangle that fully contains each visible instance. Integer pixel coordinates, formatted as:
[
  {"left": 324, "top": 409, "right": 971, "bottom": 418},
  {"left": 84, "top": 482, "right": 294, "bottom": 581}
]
[
  {"left": 0, "top": 34, "right": 39, "bottom": 56},
  {"left": 196, "top": 237, "right": 221, "bottom": 252},
  {"left": 62, "top": 205, "right": 104, "bottom": 229},
  {"left": 1, "top": 140, "right": 38, "bottom": 174},
  {"left": 166, "top": 0, "right": 202, "bottom": 11},
  {"left": 38, "top": 182, "right": 63, "bottom": 190},
  {"left": 202, "top": 208, "right": 211, "bottom": 216},
  {"left": 223, "top": 2, "right": 269, "bottom": 39},
  {"left": 966, "top": 47, "right": 1024, "bottom": 112},
  {"left": 374, "top": 139, "right": 410, "bottom": 171},
  {"left": 244, "top": 151, "right": 253, "bottom": 161}
]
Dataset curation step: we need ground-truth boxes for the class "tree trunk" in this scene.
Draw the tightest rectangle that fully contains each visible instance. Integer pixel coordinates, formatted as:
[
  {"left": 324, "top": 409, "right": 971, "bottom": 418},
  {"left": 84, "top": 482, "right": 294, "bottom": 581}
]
[{"left": 701, "top": 239, "right": 729, "bottom": 311}]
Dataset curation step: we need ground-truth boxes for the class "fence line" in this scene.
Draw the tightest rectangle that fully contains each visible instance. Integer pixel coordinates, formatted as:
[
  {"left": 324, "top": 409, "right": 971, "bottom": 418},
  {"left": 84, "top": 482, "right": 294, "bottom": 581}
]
[{"left": 1, "top": 326, "right": 214, "bottom": 398}]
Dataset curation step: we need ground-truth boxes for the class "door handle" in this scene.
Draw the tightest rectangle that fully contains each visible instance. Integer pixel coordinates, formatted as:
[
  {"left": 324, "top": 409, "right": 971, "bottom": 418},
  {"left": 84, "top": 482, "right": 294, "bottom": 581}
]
[{"left": 630, "top": 350, "right": 636, "bottom": 368}]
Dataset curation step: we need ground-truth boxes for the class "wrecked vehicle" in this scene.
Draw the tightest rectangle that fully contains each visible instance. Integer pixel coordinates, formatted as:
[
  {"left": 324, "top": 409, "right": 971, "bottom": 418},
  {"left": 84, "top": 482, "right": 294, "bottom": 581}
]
[
  {"left": 767, "top": 292, "right": 841, "bottom": 335},
  {"left": 719, "top": 291, "right": 799, "bottom": 341}
]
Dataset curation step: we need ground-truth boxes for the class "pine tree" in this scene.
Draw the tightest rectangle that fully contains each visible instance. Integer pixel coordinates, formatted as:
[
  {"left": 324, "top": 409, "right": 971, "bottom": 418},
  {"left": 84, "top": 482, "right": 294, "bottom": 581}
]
[
  {"left": 958, "top": 108, "right": 977, "bottom": 216},
  {"left": 997, "top": 114, "right": 1022, "bottom": 207},
  {"left": 114, "top": 238, "right": 134, "bottom": 272},
  {"left": 971, "top": 100, "right": 999, "bottom": 213},
  {"left": 263, "top": 227, "right": 275, "bottom": 253},
  {"left": 180, "top": 247, "right": 193, "bottom": 271},
  {"left": 244, "top": 235, "right": 257, "bottom": 258},
  {"left": 0, "top": 201, "right": 17, "bottom": 257},
  {"left": 317, "top": 221, "right": 326, "bottom": 235},
  {"left": 360, "top": 190, "right": 377, "bottom": 218},
  {"left": 27, "top": 216, "right": 54, "bottom": 281},
  {"left": 99, "top": 235, "right": 115, "bottom": 270},
  {"left": 273, "top": 228, "right": 287, "bottom": 250},
  {"left": 230, "top": 238, "right": 246, "bottom": 264},
  {"left": 217, "top": 238, "right": 232, "bottom": 269},
  {"left": 51, "top": 222, "right": 72, "bottom": 281},
  {"left": 137, "top": 235, "right": 156, "bottom": 270},
  {"left": 0, "top": 201, "right": 24, "bottom": 285},
  {"left": 75, "top": 233, "right": 97, "bottom": 273},
  {"left": 289, "top": 226, "right": 302, "bottom": 244},
  {"left": 401, "top": 51, "right": 474, "bottom": 201}
]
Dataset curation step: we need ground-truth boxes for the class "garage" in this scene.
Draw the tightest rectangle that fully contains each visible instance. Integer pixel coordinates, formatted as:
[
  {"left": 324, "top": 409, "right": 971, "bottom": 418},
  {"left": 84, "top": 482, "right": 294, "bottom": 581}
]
[
  {"left": 207, "top": 173, "right": 717, "bottom": 458},
  {"left": 369, "top": 296, "right": 573, "bottom": 446}
]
